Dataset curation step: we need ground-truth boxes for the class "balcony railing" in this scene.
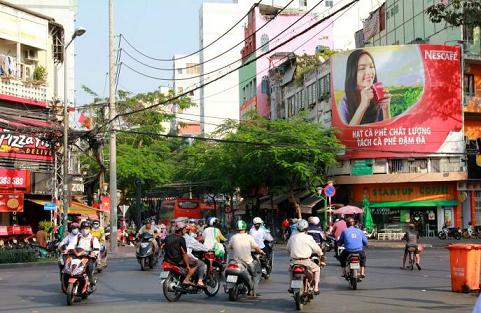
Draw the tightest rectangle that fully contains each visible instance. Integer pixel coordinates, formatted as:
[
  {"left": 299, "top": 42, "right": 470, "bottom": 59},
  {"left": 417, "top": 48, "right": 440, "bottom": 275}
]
[
  {"left": 0, "top": 77, "right": 47, "bottom": 103},
  {"left": 388, "top": 158, "right": 464, "bottom": 174}
]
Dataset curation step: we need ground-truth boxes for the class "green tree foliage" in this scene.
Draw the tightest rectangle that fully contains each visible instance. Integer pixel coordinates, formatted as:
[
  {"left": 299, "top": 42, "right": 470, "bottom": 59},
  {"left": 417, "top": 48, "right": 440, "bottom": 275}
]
[
  {"left": 426, "top": 0, "right": 481, "bottom": 27},
  {"left": 180, "top": 115, "right": 341, "bottom": 218},
  {"left": 294, "top": 49, "right": 336, "bottom": 85}
]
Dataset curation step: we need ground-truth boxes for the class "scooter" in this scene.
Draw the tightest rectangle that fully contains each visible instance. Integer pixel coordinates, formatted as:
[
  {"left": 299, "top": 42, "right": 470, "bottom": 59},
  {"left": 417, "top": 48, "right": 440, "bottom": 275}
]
[
  {"left": 344, "top": 253, "right": 363, "bottom": 290},
  {"left": 438, "top": 226, "right": 461, "bottom": 240},
  {"left": 61, "top": 248, "right": 97, "bottom": 306},
  {"left": 136, "top": 232, "right": 158, "bottom": 271},
  {"left": 289, "top": 254, "right": 320, "bottom": 311},
  {"left": 224, "top": 253, "right": 262, "bottom": 301},
  {"left": 324, "top": 234, "right": 336, "bottom": 253},
  {"left": 259, "top": 240, "right": 274, "bottom": 279},
  {"left": 160, "top": 253, "right": 221, "bottom": 302}
]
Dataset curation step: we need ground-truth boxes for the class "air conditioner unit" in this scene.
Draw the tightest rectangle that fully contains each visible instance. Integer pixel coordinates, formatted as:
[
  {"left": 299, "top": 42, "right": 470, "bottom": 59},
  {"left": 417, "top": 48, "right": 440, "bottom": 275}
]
[{"left": 23, "top": 49, "right": 38, "bottom": 61}]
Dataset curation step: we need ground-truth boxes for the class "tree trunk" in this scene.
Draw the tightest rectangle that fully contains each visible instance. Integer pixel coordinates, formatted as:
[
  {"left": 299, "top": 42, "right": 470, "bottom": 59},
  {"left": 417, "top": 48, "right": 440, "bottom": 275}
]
[{"left": 288, "top": 190, "right": 302, "bottom": 220}]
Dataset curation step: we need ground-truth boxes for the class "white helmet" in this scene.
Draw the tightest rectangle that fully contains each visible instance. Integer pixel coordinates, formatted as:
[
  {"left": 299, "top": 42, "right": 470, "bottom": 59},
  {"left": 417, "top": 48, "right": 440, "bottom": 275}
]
[
  {"left": 296, "top": 219, "right": 309, "bottom": 232},
  {"left": 310, "top": 216, "right": 320, "bottom": 225},
  {"left": 253, "top": 217, "right": 263, "bottom": 225},
  {"left": 209, "top": 217, "right": 218, "bottom": 226}
]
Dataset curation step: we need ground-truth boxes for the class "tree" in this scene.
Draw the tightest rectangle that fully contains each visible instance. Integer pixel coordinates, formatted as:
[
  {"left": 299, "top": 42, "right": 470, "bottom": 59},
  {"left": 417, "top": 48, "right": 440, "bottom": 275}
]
[
  {"left": 426, "top": 0, "right": 481, "bottom": 27},
  {"left": 180, "top": 115, "right": 341, "bottom": 218}
]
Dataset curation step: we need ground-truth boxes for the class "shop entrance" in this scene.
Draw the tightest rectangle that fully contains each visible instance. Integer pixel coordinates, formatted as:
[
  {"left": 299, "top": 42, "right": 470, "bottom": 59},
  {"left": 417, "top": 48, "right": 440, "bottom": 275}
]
[{"left": 409, "top": 208, "right": 438, "bottom": 236}]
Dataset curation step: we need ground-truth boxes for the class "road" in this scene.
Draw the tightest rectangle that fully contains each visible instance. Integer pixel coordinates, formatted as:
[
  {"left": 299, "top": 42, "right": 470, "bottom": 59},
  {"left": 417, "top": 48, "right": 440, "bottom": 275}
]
[{"left": 0, "top": 248, "right": 477, "bottom": 313}]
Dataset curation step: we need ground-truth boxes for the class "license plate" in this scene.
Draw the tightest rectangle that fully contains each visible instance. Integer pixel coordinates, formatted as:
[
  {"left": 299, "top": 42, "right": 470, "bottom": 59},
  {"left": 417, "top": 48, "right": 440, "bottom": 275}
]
[
  {"left": 159, "top": 271, "right": 169, "bottom": 279},
  {"left": 226, "top": 275, "right": 238, "bottom": 283},
  {"left": 350, "top": 263, "right": 360, "bottom": 270},
  {"left": 290, "top": 280, "right": 303, "bottom": 289}
]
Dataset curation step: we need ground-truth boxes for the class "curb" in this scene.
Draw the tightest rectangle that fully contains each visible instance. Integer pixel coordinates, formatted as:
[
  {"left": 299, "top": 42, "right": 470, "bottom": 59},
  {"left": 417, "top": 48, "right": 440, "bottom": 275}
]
[{"left": 0, "top": 260, "right": 57, "bottom": 269}]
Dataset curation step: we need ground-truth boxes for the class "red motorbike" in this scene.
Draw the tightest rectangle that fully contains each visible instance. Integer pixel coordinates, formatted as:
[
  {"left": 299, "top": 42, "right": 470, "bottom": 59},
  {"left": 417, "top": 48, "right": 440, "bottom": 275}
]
[{"left": 61, "top": 248, "right": 97, "bottom": 305}]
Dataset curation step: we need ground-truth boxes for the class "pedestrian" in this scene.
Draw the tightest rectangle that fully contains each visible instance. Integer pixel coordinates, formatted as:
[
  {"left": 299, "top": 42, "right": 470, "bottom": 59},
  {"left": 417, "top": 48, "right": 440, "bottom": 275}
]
[{"left": 36, "top": 225, "right": 48, "bottom": 248}]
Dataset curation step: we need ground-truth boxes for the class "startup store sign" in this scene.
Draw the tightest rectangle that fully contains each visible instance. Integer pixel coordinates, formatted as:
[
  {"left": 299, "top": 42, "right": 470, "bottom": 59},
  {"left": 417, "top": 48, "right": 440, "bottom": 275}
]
[{"left": 0, "top": 129, "right": 52, "bottom": 161}]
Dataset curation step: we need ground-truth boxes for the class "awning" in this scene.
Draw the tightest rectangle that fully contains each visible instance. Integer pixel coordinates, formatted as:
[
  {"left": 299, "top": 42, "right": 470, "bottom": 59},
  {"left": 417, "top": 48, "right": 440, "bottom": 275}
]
[
  {"left": 0, "top": 116, "right": 59, "bottom": 130},
  {"left": 27, "top": 199, "right": 101, "bottom": 216},
  {"left": 370, "top": 199, "right": 458, "bottom": 208},
  {"left": 300, "top": 195, "right": 324, "bottom": 214},
  {"left": 281, "top": 65, "right": 296, "bottom": 86}
]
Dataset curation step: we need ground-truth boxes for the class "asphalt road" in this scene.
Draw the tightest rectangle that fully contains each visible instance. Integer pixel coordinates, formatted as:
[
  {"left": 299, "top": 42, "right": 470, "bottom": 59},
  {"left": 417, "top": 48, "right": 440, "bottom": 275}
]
[{"left": 0, "top": 248, "right": 477, "bottom": 313}]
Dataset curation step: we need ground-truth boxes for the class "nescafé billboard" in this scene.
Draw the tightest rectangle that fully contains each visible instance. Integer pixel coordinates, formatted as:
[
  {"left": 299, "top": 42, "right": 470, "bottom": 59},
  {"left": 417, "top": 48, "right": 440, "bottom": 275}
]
[{"left": 331, "top": 44, "right": 463, "bottom": 158}]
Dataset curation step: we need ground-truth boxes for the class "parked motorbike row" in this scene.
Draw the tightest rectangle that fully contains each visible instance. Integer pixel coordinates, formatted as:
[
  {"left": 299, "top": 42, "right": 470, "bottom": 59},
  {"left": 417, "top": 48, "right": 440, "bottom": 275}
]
[{"left": 0, "top": 235, "right": 60, "bottom": 258}]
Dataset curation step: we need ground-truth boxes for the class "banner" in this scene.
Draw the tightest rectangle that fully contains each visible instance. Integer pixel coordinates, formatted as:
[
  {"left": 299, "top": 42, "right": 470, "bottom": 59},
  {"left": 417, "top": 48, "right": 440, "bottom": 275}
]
[
  {"left": 0, "top": 130, "right": 52, "bottom": 161},
  {"left": 0, "top": 168, "right": 29, "bottom": 189},
  {"left": 0, "top": 193, "right": 24, "bottom": 212},
  {"left": 331, "top": 44, "right": 462, "bottom": 158}
]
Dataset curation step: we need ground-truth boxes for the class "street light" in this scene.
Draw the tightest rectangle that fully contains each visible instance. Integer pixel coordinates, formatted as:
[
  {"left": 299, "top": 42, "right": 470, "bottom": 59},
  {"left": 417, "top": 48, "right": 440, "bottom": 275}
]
[{"left": 62, "top": 27, "right": 86, "bottom": 237}]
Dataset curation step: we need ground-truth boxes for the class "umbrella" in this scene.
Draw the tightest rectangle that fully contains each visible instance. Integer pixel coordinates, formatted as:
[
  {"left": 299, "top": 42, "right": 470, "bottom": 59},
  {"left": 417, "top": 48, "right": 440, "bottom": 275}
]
[
  {"left": 363, "top": 196, "right": 374, "bottom": 232},
  {"left": 333, "top": 205, "right": 363, "bottom": 215}
]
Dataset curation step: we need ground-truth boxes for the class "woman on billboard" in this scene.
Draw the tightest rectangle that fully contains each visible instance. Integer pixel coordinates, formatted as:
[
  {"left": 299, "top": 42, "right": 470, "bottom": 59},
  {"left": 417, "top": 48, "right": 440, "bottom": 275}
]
[{"left": 339, "top": 49, "right": 392, "bottom": 125}]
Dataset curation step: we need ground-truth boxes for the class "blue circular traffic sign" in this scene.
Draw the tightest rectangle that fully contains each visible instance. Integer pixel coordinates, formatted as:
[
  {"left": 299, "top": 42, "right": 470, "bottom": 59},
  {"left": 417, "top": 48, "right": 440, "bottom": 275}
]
[{"left": 324, "top": 185, "right": 336, "bottom": 197}]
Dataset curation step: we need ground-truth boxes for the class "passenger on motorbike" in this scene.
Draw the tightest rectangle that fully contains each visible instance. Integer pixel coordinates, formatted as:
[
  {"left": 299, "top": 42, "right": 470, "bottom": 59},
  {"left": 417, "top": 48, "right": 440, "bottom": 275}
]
[
  {"left": 307, "top": 216, "right": 327, "bottom": 267},
  {"left": 338, "top": 217, "right": 368, "bottom": 278},
  {"left": 203, "top": 217, "right": 226, "bottom": 259},
  {"left": 401, "top": 223, "right": 421, "bottom": 270},
  {"left": 229, "top": 220, "right": 265, "bottom": 296},
  {"left": 74, "top": 221, "right": 101, "bottom": 289},
  {"left": 164, "top": 222, "right": 197, "bottom": 286},
  {"left": 90, "top": 220, "right": 105, "bottom": 245},
  {"left": 287, "top": 218, "right": 299, "bottom": 239},
  {"left": 183, "top": 224, "right": 208, "bottom": 287},
  {"left": 287, "top": 219, "right": 323, "bottom": 295},
  {"left": 58, "top": 223, "right": 80, "bottom": 251},
  {"left": 249, "top": 217, "right": 274, "bottom": 262},
  {"left": 137, "top": 219, "right": 159, "bottom": 255}
]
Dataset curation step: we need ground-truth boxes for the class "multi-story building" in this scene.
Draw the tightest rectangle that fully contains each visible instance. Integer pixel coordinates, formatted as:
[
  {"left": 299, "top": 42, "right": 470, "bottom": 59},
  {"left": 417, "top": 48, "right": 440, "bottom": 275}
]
[
  {"left": 0, "top": 0, "right": 64, "bottom": 228},
  {"left": 172, "top": 54, "right": 201, "bottom": 136}
]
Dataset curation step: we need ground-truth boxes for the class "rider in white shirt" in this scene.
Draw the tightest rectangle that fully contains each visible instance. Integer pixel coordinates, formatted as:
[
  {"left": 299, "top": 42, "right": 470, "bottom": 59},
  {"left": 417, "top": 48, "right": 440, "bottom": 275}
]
[
  {"left": 249, "top": 217, "right": 274, "bottom": 251},
  {"left": 75, "top": 221, "right": 101, "bottom": 288},
  {"left": 58, "top": 222, "right": 80, "bottom": 251}
]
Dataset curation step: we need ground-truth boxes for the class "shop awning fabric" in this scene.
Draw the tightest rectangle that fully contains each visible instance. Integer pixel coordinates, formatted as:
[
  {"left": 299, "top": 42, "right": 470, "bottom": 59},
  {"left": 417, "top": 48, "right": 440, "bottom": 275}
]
[
  {"left": 300, "top": 195, "right": 324, "bottom": 214},
  {"left": 370, "top": 200, "right": 458, "bottom": 208},
  {"left": 27, "top": 199, "right": 101, "bottom": 215}
]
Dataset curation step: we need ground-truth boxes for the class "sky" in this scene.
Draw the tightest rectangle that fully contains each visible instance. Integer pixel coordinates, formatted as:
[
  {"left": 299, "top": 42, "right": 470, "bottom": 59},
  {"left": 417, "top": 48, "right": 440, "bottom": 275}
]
[{"left": 74, "top": 0, "right": 215, "bottom": 106}]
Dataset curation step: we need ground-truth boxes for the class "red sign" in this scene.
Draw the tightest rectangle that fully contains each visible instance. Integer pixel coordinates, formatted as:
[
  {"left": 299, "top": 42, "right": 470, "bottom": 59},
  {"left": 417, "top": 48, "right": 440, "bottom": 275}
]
[
  {"left": 0, "top": 193, "right": 24, "bottom": 212},
  {"left": 0, "top": 129, "right": 53, "bottom": 161},
  {"left": 101, "top": 195, "right": 111, "bottom": 212},
  {"left": 0, "top": 169, "right": 29, "bottom": 189},
  {"left": 331, "top": 45, "right": 462, "bottom": 158}
]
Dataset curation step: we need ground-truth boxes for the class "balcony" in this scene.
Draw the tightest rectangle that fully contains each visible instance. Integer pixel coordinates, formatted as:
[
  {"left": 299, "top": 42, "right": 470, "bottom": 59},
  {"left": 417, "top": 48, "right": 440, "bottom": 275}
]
[
  {"left": 464, "top": 95, "right": 481, "bottom": 113},
  {"left": 0, "top": 77, "right": 47, "bottom": 105}
]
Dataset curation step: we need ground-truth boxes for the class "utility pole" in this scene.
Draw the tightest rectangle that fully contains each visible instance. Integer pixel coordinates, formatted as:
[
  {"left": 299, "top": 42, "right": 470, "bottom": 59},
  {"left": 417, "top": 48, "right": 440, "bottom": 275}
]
[{"left": 109, "top": 0, "right": 118, "bottom": 252}]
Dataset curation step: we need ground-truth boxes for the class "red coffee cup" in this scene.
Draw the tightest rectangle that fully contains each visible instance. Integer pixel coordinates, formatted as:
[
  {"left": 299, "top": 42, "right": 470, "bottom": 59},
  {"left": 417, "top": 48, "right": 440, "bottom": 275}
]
[{"left": 371, "top": 82, "right": 385, "bottom": 102}]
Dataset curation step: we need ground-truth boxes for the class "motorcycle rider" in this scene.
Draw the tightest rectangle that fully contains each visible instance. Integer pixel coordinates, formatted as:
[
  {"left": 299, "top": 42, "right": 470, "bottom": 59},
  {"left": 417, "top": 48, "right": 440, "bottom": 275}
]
[
  {"left": 90, "top": 219, "right": 105, "bottom": 245},
  {"left": 183, "top": 224, "right": 208, "bottom": 287},
  {"left": 307, "top": 216, "right": 327, "bottom": 267},
  {"left": 58, "top": 222, "right": 80, "bottom": 251},
  {"left": 203, "top": 217, "right": 226, "bottom": 258},
  {"left": 287, "top": 219, "right": 323, "bottom": 295},
  {"left": 74, "top": 221, "right": 101, "bottom": 289},
  {"left": 164, "top": 222, "right": 197, "bottom": 286},
  {"left": 137, "top": 219, "right": 159, "bottom": 255},
  {"left": 229, "top": 220, "right": 265, "bottom": 296},
  {"left": 287, "top": 218, "right": 299, "bottom": 239},
  {"left": 401, "top": 223, "right": 421, "bottom": 270},
  {"left": 338, "top": 217, "right": 368, "bottom": 278},
  {"left": 331, "top": 215, "right": 347, "bottom": 257},
  {"left": 249, "top": 217, "right": 274, "bottom": 269}
]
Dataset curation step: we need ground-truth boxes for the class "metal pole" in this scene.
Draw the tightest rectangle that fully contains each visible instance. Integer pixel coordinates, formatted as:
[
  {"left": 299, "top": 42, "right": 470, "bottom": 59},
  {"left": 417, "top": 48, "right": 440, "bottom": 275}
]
[
  {"left": 109, "top": 0, "right": 118, "bottom": 252},
  {"left": 62, "top": 40, "right": 69, "bottom": 237}
]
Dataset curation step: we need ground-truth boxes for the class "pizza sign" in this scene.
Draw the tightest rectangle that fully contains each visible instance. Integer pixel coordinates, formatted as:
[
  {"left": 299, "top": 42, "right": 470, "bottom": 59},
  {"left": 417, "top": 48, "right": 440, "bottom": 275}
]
[
  {"left": 0, "top": 130, "right": 52, "bottom": 161},
  {"left": 0, "top": 193, "right": 24, "bottom": 212}
]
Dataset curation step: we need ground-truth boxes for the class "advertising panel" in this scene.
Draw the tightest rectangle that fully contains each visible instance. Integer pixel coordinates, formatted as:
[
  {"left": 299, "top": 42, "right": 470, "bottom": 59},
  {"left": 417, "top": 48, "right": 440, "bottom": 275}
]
[
  {"left": 0, "top": 193, "right": 24, "bottom": 212},
  {"left": 0, "top": 168, "right": 29, "bottom": 189},
  {"left": 0, "top": 129, "right": 52, "bottom": 161},
  {"left": 331, "top": 44, "right": 462, "bottom": 159}
]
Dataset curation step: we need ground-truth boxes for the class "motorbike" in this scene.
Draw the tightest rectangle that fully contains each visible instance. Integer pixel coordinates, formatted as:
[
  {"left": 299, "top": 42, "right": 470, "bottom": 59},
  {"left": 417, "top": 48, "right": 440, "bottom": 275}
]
[
  {"left": 61, "top": 248, "right": 97, "bottom": 306},
  {"left": 224, "top": 253, "right": 262, "bottom": 301},
  {"left": 136, "top": 232, "right": 158, "bottom": 271},
  {"left": 259, "top": 240, "right": 274, "bottom": 279},
  {"left": 438, "top": 226, "right": 461, "bottom": 240},
  {"left": 289, "top": 254, "right": 320, "bottom": 311},
  {"left": 462, "top": 227, "right": 481, "bottom": 239},
  {"left": 96, "top": 245, "right": 108, "bottom": 273},
  {"left": 344, "top": 253, "right": 363, "bottom": 290},
  {"left": 324, "top": 234, "right": 336, "bottom": 253},
  {"left": 160, "top": 252, "right": 221, "bottom": 302}
]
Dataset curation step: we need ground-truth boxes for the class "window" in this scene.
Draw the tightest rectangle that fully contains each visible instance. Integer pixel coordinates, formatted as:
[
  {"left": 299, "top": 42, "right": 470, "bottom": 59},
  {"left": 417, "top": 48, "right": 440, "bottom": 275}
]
[
  {"left": 300, "top": 0, "right": 308, "bottom": 7},
  {"left": 186, "top": 63, "right": 200, "bottom": 75},
  {"left": 325, "top": 0, "right": 333, "bottom": 7},
  {"left": 260, "top": 34, "right": 269, "bottom": 53},
  {"left": 261, "top": 76, "right": 269, "bottom": 94},
  {"left": 465, "top": 74, "right": 475, "bottom": 97}
]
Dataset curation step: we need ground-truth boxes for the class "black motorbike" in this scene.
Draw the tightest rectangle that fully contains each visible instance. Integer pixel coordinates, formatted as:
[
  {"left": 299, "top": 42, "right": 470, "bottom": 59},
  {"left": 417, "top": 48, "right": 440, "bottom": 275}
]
[
  {"left": 324, "top": 234, "right": 336, "bottom": 253},
  {"left": 224, "top": 253, "right": 262, "bottom": 301},
  {"left": 136, "top": 232, "right": 158, "bottom": 270},
  {"left": 259, "top": 240, "right": 274, "bottom": 279},
  {"left": 344, "top": 253, "right": 363, "bottom": 290},
  {"left": 289, "top": 254, "right": 320, "bottom": 311},
  {"left": 438, "top": 226, "right": 461, "bottom": 240}
]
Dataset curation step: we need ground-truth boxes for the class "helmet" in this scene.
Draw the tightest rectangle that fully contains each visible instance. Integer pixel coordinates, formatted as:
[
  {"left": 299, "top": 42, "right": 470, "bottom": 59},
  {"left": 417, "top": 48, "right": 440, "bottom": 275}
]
[
  {"left": 143, "top": 219, "right": 152, "bottom": 225},
  {"left": 291, "top": 218, "right": 298, "bottom": 224},
  {"left": 92, "top": 219, "right": 100, "bottom": 227},
  {"left": 346, "top": 217, "right": 356, "bottom": 226},
  {"left": 296, "top": 219, "right": 309, "bottom": 232},
  {"left": 309, "top": 216, "right": 320, "bottom": 225},
  {"left": 188, "top": 218, "right": 196, "bottom": 224},
  {"left": 253, "top": 217, "right": 263, "bottom": 225},
  {"left": 80, "top": 221, "right": 91, "bottom": 229},
  {"left": 237, "top": 220, "right": 247, "bottom": 230},
  {"left": 175, "top": 221, "right": 186, "bottom": 232},
  {"left": 209, "top": 217, "right": 218, "bottom": 226},
  {"left": 186, "top": 224, "right": 197, "bottom": 233}
]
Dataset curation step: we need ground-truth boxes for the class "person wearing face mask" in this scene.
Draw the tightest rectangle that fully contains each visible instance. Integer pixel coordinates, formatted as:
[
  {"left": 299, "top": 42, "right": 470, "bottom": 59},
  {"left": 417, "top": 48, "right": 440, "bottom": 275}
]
[
  {"left": 75, "top": 221, "right": 101, "bottom": 289},
  {"left": 90, "top": 219, "right": 105, "bottom": 245},
  {"left": 58, "top": 222, "right": 81, "bottom": 279},
  {"left": 183, "top": 224, "right": 208, "bottom": 287}
]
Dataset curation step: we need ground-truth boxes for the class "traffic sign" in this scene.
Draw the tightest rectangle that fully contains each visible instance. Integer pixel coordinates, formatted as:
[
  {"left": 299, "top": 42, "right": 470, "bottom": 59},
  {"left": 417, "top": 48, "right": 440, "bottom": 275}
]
[
  {"left": 43, "top": 202, "right": 57, "bottom": 211},
  {"left": 324, "top": 185, "right": 336, "bottom": 197}
]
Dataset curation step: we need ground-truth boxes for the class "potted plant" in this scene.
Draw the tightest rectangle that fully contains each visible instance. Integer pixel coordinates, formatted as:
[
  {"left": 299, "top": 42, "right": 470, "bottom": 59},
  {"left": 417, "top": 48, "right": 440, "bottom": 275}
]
[{"left": 32, "top": 65, "right": 47, "bottom": 85}]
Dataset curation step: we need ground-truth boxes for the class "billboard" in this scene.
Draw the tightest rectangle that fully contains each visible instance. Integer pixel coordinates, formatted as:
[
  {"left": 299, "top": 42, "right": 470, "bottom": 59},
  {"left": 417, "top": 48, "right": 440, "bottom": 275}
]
[
  {"left": 331, "top": 44, "right": 463, "bottom": 159},
  {"left": 0, "top": 129, "right": 53, "bottom": 161}
]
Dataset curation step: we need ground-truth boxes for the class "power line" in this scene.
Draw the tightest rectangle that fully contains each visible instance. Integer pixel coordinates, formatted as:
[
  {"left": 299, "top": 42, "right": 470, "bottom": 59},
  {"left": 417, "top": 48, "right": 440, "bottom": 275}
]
[{"left": 119, "top": 0, "right": 263, "bottom": 62}]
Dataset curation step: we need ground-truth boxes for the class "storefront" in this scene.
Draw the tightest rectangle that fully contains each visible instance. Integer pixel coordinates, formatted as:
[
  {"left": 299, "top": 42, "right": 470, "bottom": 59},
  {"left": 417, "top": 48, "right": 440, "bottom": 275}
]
[
  {"left": 0, "top": 168, "right": 31, "bottom": 227},
  {"left": 352, "top": 182, "right": 459, "bottom": 233}
]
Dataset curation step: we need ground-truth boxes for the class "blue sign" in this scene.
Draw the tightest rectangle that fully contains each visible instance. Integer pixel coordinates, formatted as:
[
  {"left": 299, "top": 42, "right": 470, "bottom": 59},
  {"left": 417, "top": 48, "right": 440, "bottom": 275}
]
[
  {"left": 43, "top": 202, "right": 57, "bottom": 211},
  {"left": 324, "top": 185, "right": 336, "bottom": 197}
]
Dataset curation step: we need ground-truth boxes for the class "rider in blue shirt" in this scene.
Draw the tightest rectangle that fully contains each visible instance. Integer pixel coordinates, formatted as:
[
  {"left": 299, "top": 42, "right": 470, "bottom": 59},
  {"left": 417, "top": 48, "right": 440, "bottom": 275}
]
[{"left": 338, "top": 217, "right": 368, "bottom": 278}]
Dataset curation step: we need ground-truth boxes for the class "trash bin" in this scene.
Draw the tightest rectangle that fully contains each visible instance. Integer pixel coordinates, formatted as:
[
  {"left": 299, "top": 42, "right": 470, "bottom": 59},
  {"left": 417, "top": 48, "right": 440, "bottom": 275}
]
[{"left": 447, "top": 244, "right": 481, "bottom": 293}]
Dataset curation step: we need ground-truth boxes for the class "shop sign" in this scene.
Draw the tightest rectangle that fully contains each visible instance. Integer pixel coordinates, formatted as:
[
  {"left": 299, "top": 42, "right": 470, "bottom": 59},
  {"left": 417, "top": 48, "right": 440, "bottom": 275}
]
[
  {"left": 351, "top": 159, "right": 373, "bottom": 176},
  {"left": 372, "top": 208, "right": 400, "bottom": 215},
  {"left": 356, "top": 183, "right": 455, "bottom": 203},
  {"left": 0, "top": 169, "right": 29, "bottom": 189},
  {"left": 0, "top": 193, "right": 23, "bottom": 212},
  {"left": 43, "top": 202, "right": 56, "bottom": 211},
  {"left": 0, "top": 130, "right": 52, "bottom": 161}
]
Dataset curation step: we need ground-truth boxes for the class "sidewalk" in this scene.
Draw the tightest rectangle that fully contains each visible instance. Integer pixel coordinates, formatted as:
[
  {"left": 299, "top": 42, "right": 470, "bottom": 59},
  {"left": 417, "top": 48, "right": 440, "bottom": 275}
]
[{"left": 368, "top": 237, "right": 481, "bottom": 249}]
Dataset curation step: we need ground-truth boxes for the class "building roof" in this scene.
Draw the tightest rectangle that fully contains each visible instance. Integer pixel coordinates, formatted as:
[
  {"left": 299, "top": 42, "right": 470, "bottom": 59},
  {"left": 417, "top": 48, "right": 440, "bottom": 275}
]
[{"left": 0, "top": 0, "right": 56, "bottom": 22}]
